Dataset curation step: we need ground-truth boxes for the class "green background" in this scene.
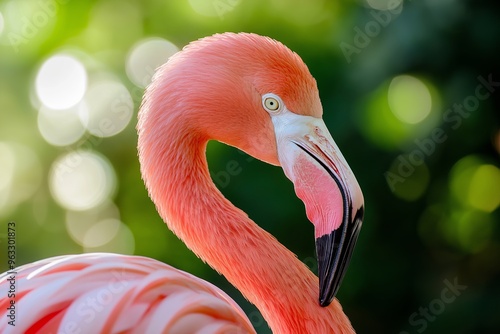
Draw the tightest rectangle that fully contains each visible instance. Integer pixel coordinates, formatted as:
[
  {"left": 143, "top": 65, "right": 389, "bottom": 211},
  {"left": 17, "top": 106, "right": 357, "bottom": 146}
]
[{"left": 1, "top": 0, "right": 499, "bottom": 333}]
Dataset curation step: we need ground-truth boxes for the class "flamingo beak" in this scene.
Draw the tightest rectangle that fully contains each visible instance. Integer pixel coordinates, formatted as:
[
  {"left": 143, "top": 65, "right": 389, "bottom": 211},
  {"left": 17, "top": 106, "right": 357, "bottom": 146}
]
[{"left": 270, "top": 109, "right": 364, "bottom": 307}]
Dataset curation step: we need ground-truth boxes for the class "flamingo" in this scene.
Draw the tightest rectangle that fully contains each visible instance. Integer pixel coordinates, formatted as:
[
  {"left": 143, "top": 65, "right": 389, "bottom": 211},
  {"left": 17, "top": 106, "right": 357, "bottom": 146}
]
[{"left": 0, "top": 33, "right": 364, "bottom": 333}]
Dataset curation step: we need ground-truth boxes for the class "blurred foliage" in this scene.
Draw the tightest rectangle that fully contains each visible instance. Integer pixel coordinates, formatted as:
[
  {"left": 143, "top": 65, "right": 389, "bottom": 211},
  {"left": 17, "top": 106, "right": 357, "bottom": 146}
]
[{"left": 1, "top": 0, "right": 499, "bottom": 333}]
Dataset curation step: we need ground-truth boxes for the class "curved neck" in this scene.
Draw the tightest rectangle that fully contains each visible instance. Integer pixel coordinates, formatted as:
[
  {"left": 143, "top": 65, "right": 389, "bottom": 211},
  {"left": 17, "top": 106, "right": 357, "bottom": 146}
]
[
  {"left": 142, "top": 126, "right": 353, "bottom": 333},
  {"left": 138, "top": 110, "right": 354, "bottom": 334}
]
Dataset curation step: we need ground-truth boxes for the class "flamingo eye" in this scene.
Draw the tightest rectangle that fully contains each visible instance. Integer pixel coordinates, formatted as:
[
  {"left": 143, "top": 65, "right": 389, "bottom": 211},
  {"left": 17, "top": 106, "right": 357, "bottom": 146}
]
[{"left": 262, "top": 93, "right": 283, "bottom": 113}]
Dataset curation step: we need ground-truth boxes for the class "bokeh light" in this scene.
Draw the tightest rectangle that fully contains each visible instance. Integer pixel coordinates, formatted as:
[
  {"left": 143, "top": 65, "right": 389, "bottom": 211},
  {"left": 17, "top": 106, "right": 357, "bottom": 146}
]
[
  {"left": 0, "top": 143, "right": 15, "bottom": 211},
  {"left": 83, "top": 222, "right": 135, "bottom": 254},
  {"left": 440, "top": 209, "right": 494, "bottom": 254},
  {"left": 0, "top": 142, "right": 42, "bottom": 213},
  {"left": 449, "top": 155, "right": 481, "bottom": 203},
  {"left": 388, "top": 75, "right": 432, "bottom": 124},
  {"left": 449, "top": 155, "right": 500, "bottom": 212},
  {"left": 0, "top": 0, "right": 57, "bottom": 50},
  {"left": 358, "top": 75, "right": 440, "bottom": 150},
  {"left": 66, "top": 201, "right": 120, "bottom": 246},
  {"left": 188, "top": 0, "right": 215, "bottom": 17},
  {"left": 0, "top": 11, "right": 4, "bottom": 36},
  {"left": 84, "top": 78, "right": 134, "bottom": 137},
  {"left": 126, "top": 38, "right": 179, "bottom": 88},
  {"left": 358, "top": 82, "right": 411, "bottom": 149},
  {"left": 49, "top": 150, "right": 116, "bottom": 211},
  {"left": 456, "top": 210, "right": 494, "bottom": 253},
  {"left": 467, "top": 164, "right": 500, "bottom": 212},
  {"left": 35, "top": 54, "right": 88, "bottom": 110},
  {"left": 37, "top": 103, "right": 87, "bottom": 146},
  {"left": 83, "top": 218, "right": 121, "bottom": 247}
]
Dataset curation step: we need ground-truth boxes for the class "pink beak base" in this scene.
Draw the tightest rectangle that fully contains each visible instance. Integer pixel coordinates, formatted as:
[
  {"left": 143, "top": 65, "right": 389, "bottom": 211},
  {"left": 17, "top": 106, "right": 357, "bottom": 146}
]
[
  {"left": 270, "top": 108, "right": 364, "bottom": 307},
  {"left": 291, "top": 141, "right": 364, "bottom": 306}
]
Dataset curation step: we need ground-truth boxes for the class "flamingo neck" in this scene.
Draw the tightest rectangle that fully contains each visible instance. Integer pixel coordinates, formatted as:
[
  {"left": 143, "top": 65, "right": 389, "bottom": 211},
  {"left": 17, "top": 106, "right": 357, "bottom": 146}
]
[{"left": 139, "top": 117, "right": 353, "bottom": 334}]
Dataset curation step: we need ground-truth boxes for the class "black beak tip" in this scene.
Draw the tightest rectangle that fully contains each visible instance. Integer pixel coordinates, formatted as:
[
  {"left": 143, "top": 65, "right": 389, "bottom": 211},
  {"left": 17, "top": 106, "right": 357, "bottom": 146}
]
[
  {"left": 319, "top": 296, "right": 332, "bottom": 307},
  {"left": 319, "top": 276, "right": 342, "bottom": 307},
  {"left": 316, "top": 231, "right": 340, "bottom": 308},
  {"left": 318, "top": 271, "right": 340, "bottom": 307},
  {"left": 315, "top": 206, "right": 364, "bottom": 308}
]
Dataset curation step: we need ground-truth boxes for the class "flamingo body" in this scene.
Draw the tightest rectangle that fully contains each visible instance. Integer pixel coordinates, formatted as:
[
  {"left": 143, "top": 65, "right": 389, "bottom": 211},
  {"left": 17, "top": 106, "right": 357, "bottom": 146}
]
[{"left": 0, "top": 253, "right": 254, "bottom": 333}]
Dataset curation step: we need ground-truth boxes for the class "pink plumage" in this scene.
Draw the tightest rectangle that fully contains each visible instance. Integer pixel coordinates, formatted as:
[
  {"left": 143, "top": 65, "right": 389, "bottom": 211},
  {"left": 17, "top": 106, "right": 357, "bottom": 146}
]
[
  {"left": 0, "top": 32, "right": 364, "bottom": 333},
  {"left": 0, "top": 253, "right": 254, "bottom": 333}
]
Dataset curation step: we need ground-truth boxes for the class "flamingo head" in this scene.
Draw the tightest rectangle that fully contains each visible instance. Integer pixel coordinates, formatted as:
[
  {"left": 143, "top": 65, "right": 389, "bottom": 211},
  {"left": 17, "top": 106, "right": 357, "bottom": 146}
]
[{"left": 150, "top": 33, "right": 365, "bottom": 307}]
